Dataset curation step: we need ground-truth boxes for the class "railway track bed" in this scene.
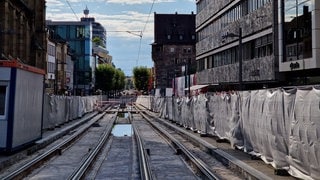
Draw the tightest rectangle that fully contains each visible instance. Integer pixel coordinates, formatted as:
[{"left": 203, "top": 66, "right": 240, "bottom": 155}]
[{"left": 0, "top": 104, "right": 297, "bottom": 180}]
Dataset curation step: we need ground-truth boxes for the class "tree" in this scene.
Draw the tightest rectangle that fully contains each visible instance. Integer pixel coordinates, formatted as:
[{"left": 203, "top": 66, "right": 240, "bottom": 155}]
[
  {"left": 113, "top": 68, "right": 126, "bottom": 95},
  {"left": 95, "top": 64, "right": 126, "bottom": 96},
  {"left": 92, "top": 37, "right": 105, "bottom": 47},
  {"left": 95, "top": 64, "right": 115, "bottom": 95},
  {"left": 133, "top": 66, "right": 151, "bottom": 93}
]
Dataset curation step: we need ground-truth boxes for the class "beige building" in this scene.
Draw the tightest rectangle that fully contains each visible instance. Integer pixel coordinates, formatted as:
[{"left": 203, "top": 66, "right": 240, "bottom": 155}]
[
  {"left": 47, "top": 32, "right": 69, "bottom": 95},
  {"left": 0, "top": 0, "right": 46, "bottom": 69}
]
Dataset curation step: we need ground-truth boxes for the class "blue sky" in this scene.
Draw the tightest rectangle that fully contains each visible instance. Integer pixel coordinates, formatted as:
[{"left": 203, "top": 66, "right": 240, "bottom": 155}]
[{"left": 46, "top": 0, "right": 196, "bottom": 76}]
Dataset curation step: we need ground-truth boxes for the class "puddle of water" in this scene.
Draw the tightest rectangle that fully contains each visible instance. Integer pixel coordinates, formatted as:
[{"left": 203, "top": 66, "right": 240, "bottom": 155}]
[{"left": 112, "top": 124, "right": 133, "bottom": 137}]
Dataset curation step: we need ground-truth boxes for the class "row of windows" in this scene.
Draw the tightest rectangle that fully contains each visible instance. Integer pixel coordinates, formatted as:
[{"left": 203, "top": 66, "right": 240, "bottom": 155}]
[
  {"left": 48, "top": 44, "right": 56, "bottom": 56},
  {"left": 174, "top": 58, "right": 192, "bottom": 66},
  {"left": 196, "top": 0, "right": 212, "bottom": 13},
  {"left": 166, "top": 34, "right": 196, "bottom": 41},
  {"left": 197, "top": 34, "right": 273, "bottom": 71},
  {"left": 49, "top": 25, "right": 91, "bottom": 40},
  {"left": 154, "top": 47, "right": 193, "bottom": 54},
  {"left": 197, "top": 0, "right": 270, "bottom": 14},
  {"left": 47, "top": 62, "right": 55, "bottom": 74},
  {"left": 169, "top": 47, "right": 193, "bottom": 53},
  {"left": 198, "top": 0, "right": 271, "bottom": 41}
]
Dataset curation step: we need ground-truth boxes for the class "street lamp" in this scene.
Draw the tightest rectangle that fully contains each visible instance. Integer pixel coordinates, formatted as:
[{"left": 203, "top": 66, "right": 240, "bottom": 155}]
[
  {"left": 222, "top": 27, "right": 242, "bottom": 90},
  {"left": 187, "top": 58, "right": 191, "bottom": 96}
]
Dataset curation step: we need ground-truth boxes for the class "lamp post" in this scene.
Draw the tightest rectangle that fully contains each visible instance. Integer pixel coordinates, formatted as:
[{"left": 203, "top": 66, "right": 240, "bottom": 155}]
[
  {"left": 222, "top": 27, "right": 242, "bottom": 90},
  {"left": 187, "top": 58, "right": 191, "bottom": 96}
]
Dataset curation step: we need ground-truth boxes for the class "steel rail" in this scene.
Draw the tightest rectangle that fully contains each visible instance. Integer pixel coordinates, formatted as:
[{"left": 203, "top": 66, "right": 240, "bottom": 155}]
[
  {"left": 129, "top": 112, "right": 153, "bottom": 180},
  {"left": 136, "top": 105, "right": 221, "bottom": 180},
  {"left": 2, "top": 111, "right": 107, "bottom": 180},
  {"left": 68, "top": 112, "right": 117, "bottom": 180}
]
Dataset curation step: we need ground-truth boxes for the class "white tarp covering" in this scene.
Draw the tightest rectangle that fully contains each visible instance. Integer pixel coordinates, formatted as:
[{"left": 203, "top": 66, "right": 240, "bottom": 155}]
[
  {"left": 208, "top": 92, "right": 242, "bottom": 147},
  {"left": 287, "top": 88, "right": 320, "bottom": 180},
  {"left": 42, "top": 95, "right": 101, "bottom": 130},
  {"left": 136, "top": 87, "right": 320, "bottom": 180}
]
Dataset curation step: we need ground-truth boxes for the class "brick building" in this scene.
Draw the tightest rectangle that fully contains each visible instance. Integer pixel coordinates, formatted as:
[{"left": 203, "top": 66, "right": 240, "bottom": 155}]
[{"left": 152, "top": 12, "right": 196, "bottom": 92}]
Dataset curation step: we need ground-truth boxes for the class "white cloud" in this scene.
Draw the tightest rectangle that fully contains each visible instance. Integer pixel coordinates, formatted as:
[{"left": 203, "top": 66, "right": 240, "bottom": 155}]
[
  {"left": 46, "top": 0, "right": 65, "bottom": 7},
  {"left": 46, "top": 10, "right": 154, "bottom": 39},
  {"left": 106, "top": 0, "right": 175, "bottom": 5},
  {"left": 93, "top": 12, "right": 154, "bottom": 39}
]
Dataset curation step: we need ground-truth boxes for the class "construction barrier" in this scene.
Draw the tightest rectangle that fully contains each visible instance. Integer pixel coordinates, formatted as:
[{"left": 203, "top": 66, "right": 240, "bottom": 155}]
[{"left": 136, "top": 87, "right": 320, "bottom": 180}]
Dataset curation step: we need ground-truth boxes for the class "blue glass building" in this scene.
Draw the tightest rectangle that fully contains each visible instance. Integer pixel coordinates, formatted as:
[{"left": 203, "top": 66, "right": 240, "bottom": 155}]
[{"left": 47, "top": 20, "right": 93, "bottom": 95}]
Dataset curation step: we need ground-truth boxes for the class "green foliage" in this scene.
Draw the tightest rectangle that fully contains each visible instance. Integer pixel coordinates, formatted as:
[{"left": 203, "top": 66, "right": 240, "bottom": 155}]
[
  {"left": 133, "top": 66, "right": 151, "bottom": 92},
  {"left": 92, "top": 37, "right": 104, "bottom": 47},
  {"left": 95, "top": 64, "right": 115, "bottom": 93},
  {"left": 113, "top": 68, "right": 126, "bottom": 91},
  {"left": 95, "top": 65, "right": 126, "bottom": 94}
]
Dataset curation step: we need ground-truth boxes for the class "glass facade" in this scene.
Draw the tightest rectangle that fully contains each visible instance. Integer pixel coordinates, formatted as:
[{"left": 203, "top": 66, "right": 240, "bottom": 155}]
[
  {"left": 48, "top": 22, "right": 93, "bottom": 95},
  {"left": 283, "top": 0, "right": 312, "bottom": 62}
]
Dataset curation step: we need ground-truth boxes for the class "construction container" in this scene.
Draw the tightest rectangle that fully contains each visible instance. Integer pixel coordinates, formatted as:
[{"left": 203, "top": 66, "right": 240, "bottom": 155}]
[{"left": 0, "top": 60, "right": 44, "bottom": 153}]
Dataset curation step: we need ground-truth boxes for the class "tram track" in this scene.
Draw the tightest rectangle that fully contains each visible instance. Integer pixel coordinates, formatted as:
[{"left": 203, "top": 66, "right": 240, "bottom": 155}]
[
  {"left": 1, "top": 104, "right": 156, "bottom": 180},
  {"left": 0, "top": 102, "right": 276, "bottom": 180},
  {"left": 81, "top": 109, "right": 153, "bottom": 180},
  {"left": 131, "top": 113, "right": 199, "bottom": 179},
  {"left": 134, "top": 104, "right": 246, "bottom": 180},
  {"left": 0, "top": 105, "right": 115, "bottom": 180}
]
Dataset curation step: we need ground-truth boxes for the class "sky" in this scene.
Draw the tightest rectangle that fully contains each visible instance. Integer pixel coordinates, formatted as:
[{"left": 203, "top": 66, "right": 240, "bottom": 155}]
[{"left": 46, "top": 0, "right": 196, "bottom": 76}]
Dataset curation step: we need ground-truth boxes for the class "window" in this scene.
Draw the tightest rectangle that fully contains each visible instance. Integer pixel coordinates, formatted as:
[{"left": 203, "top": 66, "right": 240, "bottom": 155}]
[
  {"left": 76, "top": 26, "right": 85, "bottom": 38},
  {"left": 253, "top": 34, "right": 273, "bottom": 58},
  {"left": 283, "top": 0, "right": 312, "bottom": 62},
  {"left": 0, "top": 85, "right": 8, "bottom": 116},
  {"left": 197, "top": 58, "right": 206, "bottom": 71}
]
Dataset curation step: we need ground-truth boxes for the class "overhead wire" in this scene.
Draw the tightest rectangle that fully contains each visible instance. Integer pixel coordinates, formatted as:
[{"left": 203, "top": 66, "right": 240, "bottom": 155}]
[
  {"left": 66, "top": 0, "right": 79, "bottom": 21},
  {"left": 136, "top": 0, "right": 156, "bottom": 66},
  {"left": 64, "top": 0, "right": 155, "bottom": 70}
]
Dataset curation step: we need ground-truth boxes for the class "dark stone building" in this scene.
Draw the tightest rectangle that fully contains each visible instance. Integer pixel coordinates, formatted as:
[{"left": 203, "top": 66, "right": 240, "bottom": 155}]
[
  {"left": 0, "top": 0, "right": 47, "bottom": 69},
  {"left": 152, "top": 12, "right": 196, "bottom": 91}
]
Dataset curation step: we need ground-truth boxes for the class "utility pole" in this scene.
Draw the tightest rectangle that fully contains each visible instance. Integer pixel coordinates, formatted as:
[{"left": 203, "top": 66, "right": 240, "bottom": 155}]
[{"left": 238, "top": 28, "right": 242, "bottom": 90}]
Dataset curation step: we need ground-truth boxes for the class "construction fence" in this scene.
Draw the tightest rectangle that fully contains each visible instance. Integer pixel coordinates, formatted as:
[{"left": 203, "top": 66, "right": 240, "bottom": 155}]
[{"left": 136, "top": 87, "right": 320, "bottom": 180}]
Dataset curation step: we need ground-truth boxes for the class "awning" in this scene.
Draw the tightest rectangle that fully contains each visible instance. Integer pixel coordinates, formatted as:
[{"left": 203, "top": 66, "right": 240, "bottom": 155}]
[{"left": 185, "top": 84, "right": 209, "bottom": 91}]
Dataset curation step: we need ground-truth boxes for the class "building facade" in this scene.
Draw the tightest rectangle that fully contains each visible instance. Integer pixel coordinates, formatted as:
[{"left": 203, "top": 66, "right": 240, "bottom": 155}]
[
  {"left": 46, "top": 32, "right": 71, "bottom": 95},
  {"left": 278, "top": 0, "right": 320, "bottom": 85},
  {"left": 196, "top": 0, "right": 276, "bottom": 90},
  {"left": 81, "top": 6, "right": 107, "bottom": 48},
  {"left": 0, "top": 0, "right": 46, "bottom": 69},
  {"left": 196, "top": 0, "right": 320, "bottom": 90},
  {"left": 46, "top": 20, "right": 93, "bottom": 95},
  {"left": 152, "top": 13, "right": 197, "bottom": 93}
]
